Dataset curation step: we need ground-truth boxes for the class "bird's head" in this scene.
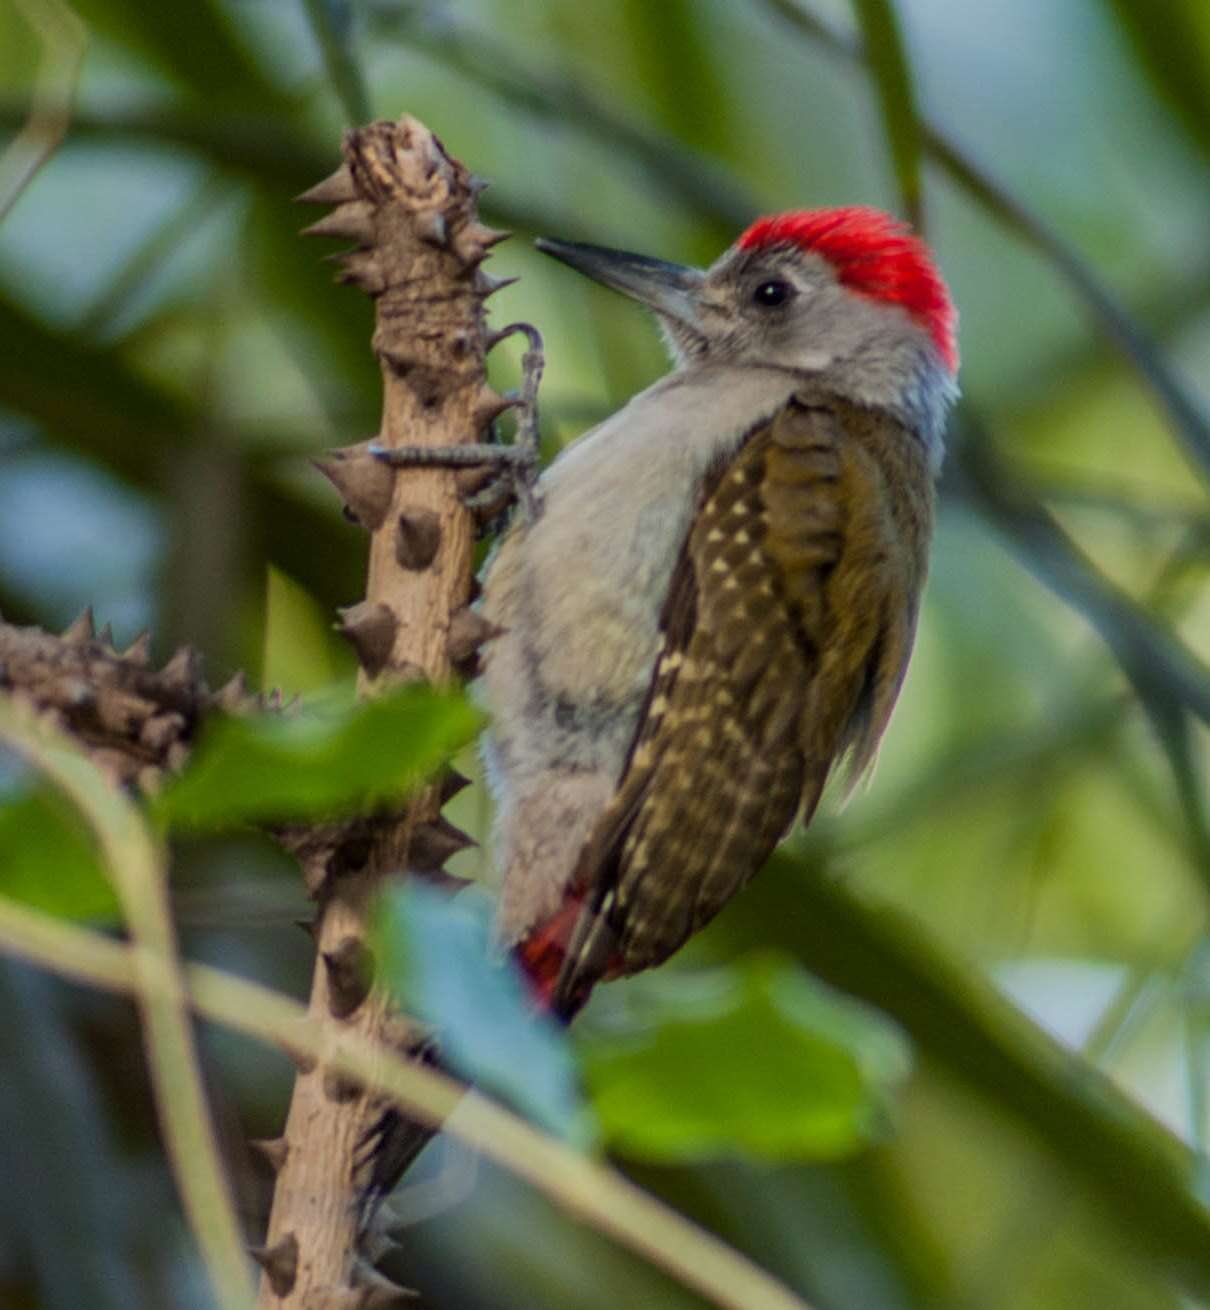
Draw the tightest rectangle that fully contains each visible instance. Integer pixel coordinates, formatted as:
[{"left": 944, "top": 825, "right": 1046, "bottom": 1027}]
[{"left": 537, "top": 207, "right": 959, "bottom": 459}]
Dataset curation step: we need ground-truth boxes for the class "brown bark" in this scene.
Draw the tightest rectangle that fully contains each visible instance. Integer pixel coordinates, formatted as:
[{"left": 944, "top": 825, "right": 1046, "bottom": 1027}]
[{"left": 253, "top": 116, "right": 511, "bottom": 1308}]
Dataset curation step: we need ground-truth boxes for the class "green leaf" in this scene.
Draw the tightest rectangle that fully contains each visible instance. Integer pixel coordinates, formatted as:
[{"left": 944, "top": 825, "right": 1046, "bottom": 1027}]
[
  {"left": 0, "top": 782, "right": 118, "bottom": 921},
  {"left": 850, "top": 0, "right": 924, "bottom": 229},
  {"left": 580, "top": 954, "right": 911, "bottom": 1163},
  {"left": 724, "top": 855, "right": 1210, "bottom": 1304},
  {"left": 153, "top": 683, "right": 481, "bottom": 828},
  {"left": 375, "top": 882, "right": 591, "bottom": 1144}
]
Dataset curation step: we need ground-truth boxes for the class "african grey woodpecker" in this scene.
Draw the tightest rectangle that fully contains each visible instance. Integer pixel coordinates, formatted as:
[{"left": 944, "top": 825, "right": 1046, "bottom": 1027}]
[{"left": 481, "top": 207, "right": 959, "bottom": 1020}]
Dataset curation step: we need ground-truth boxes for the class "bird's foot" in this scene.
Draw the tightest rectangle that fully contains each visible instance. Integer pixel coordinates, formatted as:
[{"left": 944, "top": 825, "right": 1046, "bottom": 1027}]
[{"left": 371, "top": 322, "right": 545, "bottom": 527}]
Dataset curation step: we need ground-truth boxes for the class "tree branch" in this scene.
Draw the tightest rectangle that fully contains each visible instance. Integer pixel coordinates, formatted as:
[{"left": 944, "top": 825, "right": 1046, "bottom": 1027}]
[{"left": 255, "top": 114, "right": 511, "bottom": 1308}]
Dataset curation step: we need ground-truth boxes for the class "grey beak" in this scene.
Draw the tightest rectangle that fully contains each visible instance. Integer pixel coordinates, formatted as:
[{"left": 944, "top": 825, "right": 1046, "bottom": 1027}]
[{"left": 535, "top": 237, "right": 705, "bottom": 333}]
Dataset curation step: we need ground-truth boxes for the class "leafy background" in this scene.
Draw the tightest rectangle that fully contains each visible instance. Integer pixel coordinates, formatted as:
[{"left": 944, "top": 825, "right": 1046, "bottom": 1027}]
[{"left": 2, "top": 0, "right": 1210, "bottom": 1307}]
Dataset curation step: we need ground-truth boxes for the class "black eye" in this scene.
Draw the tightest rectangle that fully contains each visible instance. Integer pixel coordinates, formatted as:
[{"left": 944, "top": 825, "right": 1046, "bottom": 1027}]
[{"left": 752, "top": 279, "right": 791, "bottom": 308}]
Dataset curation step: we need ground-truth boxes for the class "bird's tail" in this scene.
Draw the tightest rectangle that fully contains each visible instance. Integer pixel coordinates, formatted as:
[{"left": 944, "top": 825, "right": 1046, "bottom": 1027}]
[
  {"left": 358, "top": 906, "right": 606, "bottom": 1232},
  {"left": 515, "top": 885, "right": 626, "bottom": 1022},
  {"left": 355, "top": 1037, "right": 444, "bottom": 1236}
]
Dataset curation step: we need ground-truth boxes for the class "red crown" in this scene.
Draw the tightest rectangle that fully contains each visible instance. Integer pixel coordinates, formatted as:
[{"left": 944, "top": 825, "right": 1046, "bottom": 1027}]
[{"left": 738, "top": 207, "right": 958, "bottom": 373}]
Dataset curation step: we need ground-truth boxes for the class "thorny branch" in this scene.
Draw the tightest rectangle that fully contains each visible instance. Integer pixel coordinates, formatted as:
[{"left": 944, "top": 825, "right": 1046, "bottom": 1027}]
[
  {"left": 0, "top": 115, "right": 534, "bottom": 1310},
  {"left": 254, "top": 115, "right": 522, "bottom": 1308},
  {"left": 0, "top": 113, "right": 530, "bottom": 1309}
]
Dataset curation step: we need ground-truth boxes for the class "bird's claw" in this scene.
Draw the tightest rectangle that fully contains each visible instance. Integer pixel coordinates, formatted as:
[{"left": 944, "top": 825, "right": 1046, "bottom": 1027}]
[
  {"left": 369, "top": 440, "right": 541, "bottom": 527},
  {"left": 369, "top": 322, "right": 545, "bottom": 527}
]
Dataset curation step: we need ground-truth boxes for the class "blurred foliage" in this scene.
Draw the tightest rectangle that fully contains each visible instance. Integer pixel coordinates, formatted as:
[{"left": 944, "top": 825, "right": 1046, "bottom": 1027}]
[
  {"left": 153, "top": 683, "right": 480, "bottom": 828},
  {"left": 0, "top": 777, "right": 117, "bottom": 919},
  {"left": 849, "top": 0, "right": 923, "bottom": 228},
  {"left": 579, "top": 956, "right": 910, "bottom": 1165},
  {"left": 377, "top": 882, "right": 589, "bottom": 1144},
  {"left": 1, "top": 0, "right": 1209, "bottom": 1307},
  {"left": 1105, "top": 0, "right": 1210, "bottom": 166}
]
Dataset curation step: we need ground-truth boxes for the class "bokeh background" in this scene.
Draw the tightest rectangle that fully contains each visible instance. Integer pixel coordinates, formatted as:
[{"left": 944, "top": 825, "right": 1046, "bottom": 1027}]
[{"left": 2, "top": 0, "right": 1209, "bottom": 1306}]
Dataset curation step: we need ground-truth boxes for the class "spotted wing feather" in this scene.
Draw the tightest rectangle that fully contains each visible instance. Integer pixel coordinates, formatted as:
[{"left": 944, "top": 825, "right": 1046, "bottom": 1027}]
[{"left": 548, "top": 394, "right": 930, "bottom": 1018}]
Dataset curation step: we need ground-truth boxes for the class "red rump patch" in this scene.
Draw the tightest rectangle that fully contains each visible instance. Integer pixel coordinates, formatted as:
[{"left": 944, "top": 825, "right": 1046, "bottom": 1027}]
[
  {"left": 737, "top": 207, "right": 958, "bottom": 373},
  {"left": 515, "top": 897, "right": 586, "bottom": 1011},
  {"left": 516, "top": 895, "right": 625, "bottom": 1016}
]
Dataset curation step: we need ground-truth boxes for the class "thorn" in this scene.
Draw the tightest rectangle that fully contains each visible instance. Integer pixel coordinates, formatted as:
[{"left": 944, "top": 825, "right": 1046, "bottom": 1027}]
[
  {"left": 477, "top": 271, "right": 519, "bottom": 298},
  {"left": 454, "top": 220, "right": 510, "bottom": 264},
  {"left": 161, "top": 646, "right": 201, "bottom": 690},
  {"left": 410, "top": 815, "right": 475, "bottom": 872},
  {"left": 249, "top": 1137, "right": 288, "bottom": 1172},
  {"left": 453, "top": 464, "right": 497, "bottom": 498},
  {"left": 323, "top": 936, "right": 373, "bottom": 1020},
  {"left": 289, "top": 1046, "right": 317, "bottom": 1075},
  {"left": 403, "top": 366, "right": 447, "bottom": 409},
  {"left": 139, "top": 712, "right": 186, "bottom": 753},
  {"left": 265, "top": 687, "right": 284, "bottom": 712},
  {"left": 215, "top": 671, "right": 253, "bottom": 713},
  {"left": 297, "top": 164, "right": 357, "bottom": 205},
  {"left": 470, "top": 385, "right": 517, "bottom": 430},
  {"left": 354, "top": 1264, "right": 420, "bottom": 1306},
  {"left": 97, "top": 690, "right": 153, "bottom": 738},
  {"left": 323, "top": 1068, "right": 363, "bottom": 1104},
  {"left": 477, "top": 223, "right": 510, "bottom": 248},
  {"left": 122, "top": 630, "right": 151, "bottom": 666},
  {"left": 394, "top": 508, "right": 441, "bottom": 571},
  {"left": 302, "top": 202, "right": 374, "bottom": 243},
  {"left": 54, "top": 675, "right": 94, "bottom": 710},
  {"left": 453, "top": 466, "right": 500, "bottom": 505},
  {"left": 62, "top": 607, "right": 95, "bottom": 644},
  {"left": 439, "top": 768, "right": 472, "bottom": 804},
  {"left": 467, "top": 173, "right": 490, "bottom": 197},
  {"left": 414, "top": 209, "right": 447, "bottom": 247},
  {"left": 326, "top": 833, "right": 373, "bottom": 880},
  {"left": 446, "top": 608, "right": 503, "bottom": 665},
  {"left": 95, "top": 621, "right": 115, "bottom": 650},
  {"left": 250, "top": 1232, "right": 299, "bottom": 1297},
  {"left": 453, "top": 650, "right": 481, "bottom": 681},
  {"left": 448, "top": 329, "right": 475, "bottom": 359},
  {"left": 335, "top": 249, "right": 386, "bottom": 295},
  {"left": 325, "top": 1280, "right": 417, "bottom": 1309},
  {"left": 294, "top": 916, "right": 318, "bottom": 940},
  {"left": 312, "top": 442, "right": 395, "bottom": 530},
  {"left": 336, "top": 602, "right": 397, "bottom": 678},
  {"left": 303, "top": 862, "right": 334, "bottom": 902}
]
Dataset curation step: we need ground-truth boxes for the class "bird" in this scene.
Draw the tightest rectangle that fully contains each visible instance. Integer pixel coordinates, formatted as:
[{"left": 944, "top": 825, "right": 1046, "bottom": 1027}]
[
  {"left": 481, "top": 206, "right": 959, "bottom": 1022},
  {"left": 358, "top": 206, "right": 958, "bottom": 1226}
]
